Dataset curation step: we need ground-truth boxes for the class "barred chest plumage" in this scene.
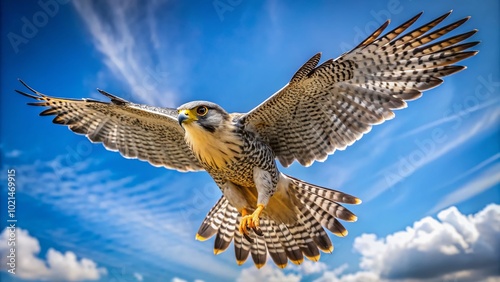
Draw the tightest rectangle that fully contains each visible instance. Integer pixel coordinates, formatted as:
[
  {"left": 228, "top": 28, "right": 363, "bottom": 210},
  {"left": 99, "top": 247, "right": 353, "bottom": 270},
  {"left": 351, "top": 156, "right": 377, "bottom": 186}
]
[{"left": 183, "top": 119, "right": 277, "bottom": 188}]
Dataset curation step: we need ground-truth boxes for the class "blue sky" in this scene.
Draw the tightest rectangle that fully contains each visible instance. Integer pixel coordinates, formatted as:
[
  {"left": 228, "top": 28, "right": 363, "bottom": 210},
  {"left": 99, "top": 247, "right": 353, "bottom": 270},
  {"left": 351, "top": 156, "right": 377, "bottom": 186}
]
[{"left": 1, "top": 0, "right": 499, "bottom": 281}]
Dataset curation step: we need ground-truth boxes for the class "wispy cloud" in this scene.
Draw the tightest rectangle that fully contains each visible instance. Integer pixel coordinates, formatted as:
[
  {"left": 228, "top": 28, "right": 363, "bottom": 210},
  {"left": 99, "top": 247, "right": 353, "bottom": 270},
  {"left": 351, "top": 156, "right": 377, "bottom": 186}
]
[
  {"left": 430, "top": 162, "right": 500, "bottom": 214},
  {"left": 73, "top": 0, "right": 183, "bottom": 107},
  {"left": 362, "top": 108, "right": 500, "bottom": 202},
  {"left": 5, "top": 149, "right": 22, "bottom": 158},
  {"left": 8, "top": 153, "right": 238, "bottom": 279},
  {"left": 438, "top": 153, "right": 500, "bottom": 190},
  {"left": 133, "top": 272, "right": 144, "bottom": 281},
  {"left": 398, "top": 97, "right": 500, "bottom": 139}
]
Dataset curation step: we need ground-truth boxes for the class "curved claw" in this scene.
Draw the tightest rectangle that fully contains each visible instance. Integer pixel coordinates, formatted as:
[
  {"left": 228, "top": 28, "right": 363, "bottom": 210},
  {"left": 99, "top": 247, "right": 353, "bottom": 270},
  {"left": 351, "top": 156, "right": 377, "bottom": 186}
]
[
  {"left": 253, "top": 227, "right": 263, "bottom": 236},
  {"left": 239, "top": 215, "right": 252, "bottom": 236},
  {"left": 243, "top": 232, "right": 253, "bottom": 243},
  {"left": 238, "top": 205, "right": 265, "bottom": 241}
]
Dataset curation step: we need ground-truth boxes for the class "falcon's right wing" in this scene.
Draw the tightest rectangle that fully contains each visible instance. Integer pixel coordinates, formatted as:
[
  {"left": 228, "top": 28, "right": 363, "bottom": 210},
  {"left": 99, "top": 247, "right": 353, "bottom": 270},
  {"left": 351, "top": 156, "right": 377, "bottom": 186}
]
[
  {"left": 242, "top": 11, "right": 478, "bottom": 168},
  {"left": 16, "top": 80, "right": 203, "bottom": 172}
]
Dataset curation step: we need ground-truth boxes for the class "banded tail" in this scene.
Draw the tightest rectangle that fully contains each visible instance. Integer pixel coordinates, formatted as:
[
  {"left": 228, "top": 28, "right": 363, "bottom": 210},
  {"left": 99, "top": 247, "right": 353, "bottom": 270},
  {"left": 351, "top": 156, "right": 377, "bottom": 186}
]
[{"left": 195, "top": 174, "right": 360, "bottom": 268}]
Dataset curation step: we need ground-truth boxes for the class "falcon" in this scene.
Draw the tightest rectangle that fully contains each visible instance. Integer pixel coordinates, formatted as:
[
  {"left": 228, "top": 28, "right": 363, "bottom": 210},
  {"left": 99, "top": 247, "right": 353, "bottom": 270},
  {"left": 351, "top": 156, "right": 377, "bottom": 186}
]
[{"left": 17, "top": 11, "right": 478, "bottom": 268}]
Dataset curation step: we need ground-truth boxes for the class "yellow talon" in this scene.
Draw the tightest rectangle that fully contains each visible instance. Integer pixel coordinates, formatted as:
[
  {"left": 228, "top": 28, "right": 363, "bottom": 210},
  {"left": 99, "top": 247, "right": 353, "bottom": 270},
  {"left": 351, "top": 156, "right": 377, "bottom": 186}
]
[
  {"left": 239, "top": 204, "right": 265, "bottom": 237},
  {"left": 252, "top": 204, "right": 264, "bottom": 228},
  {"left": 239, "top": 208, "right": 250, "bottom": 236},
  {"left": 239, "top": 215, "right": 251, "bottom": 236}
]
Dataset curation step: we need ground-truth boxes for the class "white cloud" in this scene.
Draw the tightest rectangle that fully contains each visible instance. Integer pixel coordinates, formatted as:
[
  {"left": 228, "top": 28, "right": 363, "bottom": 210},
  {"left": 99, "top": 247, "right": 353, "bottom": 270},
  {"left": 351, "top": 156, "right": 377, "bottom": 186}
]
[
  {"left": 315, "top": 204, "right": 500, "bottom": 282},
  {"left": 134, "top": 272, "right": 144, "bottom": 281},
  {"left": 313, "top": 263, "right": 380, "bottom": 282},
  {"left": 291, "top": 260, "right": 328, "bottom": 275},
  {"left": 0, "top": 228, "right": 107, "bottom": 281},
  {"left": 73, "top": 0, "right": 183, "bottom": 107},
  {"left": 236, "top": 264, "right": 301, "bottom": 282},
  {"left": 315, "top": 270, "right": 379, "bottom": 282},
  {"left": 172, "top": 278, "right": 205, "bottom": 282}
]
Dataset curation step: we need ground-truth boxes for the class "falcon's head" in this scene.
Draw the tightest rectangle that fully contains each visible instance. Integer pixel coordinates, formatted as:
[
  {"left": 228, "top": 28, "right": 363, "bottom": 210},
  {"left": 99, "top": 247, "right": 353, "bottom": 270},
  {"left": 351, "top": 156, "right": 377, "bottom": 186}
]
[
  {"left": 177, "top": 101, "right": 229, "bottom": 133},
  {"left": 177, "top": 101, "right": 242, "bottom": 169}
]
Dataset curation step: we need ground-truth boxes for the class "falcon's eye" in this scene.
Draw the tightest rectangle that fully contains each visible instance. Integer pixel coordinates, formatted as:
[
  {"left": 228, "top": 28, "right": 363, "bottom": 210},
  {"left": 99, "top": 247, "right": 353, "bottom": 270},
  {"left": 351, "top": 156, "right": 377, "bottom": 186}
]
[{"left": 196, "top": 106, "right": 208, "bottom": 116}]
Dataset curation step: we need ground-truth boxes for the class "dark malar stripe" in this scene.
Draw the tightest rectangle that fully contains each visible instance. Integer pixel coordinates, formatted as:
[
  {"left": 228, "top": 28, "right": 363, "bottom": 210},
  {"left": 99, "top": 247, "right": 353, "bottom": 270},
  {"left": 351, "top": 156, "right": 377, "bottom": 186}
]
[{"left": 199, "top": 123, "right": 216, "bottom": 133}]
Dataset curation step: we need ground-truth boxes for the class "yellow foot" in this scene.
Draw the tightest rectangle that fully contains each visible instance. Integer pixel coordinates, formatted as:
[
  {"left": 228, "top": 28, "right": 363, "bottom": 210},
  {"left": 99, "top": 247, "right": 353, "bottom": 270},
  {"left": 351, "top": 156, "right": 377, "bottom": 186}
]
[{"left": 239, "top": 204, "right": 265, "bottom": 239}]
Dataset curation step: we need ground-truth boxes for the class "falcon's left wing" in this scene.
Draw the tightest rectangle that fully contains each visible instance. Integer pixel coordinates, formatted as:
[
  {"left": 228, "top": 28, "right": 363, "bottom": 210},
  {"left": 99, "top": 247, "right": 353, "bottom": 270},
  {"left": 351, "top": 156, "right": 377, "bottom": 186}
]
[
  {"left": 242, "top": 11, "right": 478, "bottom": 167},
  {"left": 16, "top": 80, "right": 203, "bottom": 172}
]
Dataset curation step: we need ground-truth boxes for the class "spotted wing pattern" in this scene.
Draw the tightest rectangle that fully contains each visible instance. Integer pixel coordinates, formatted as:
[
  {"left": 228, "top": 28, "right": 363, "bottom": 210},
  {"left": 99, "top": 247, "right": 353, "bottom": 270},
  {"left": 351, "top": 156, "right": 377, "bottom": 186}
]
[
  {"left": 16, "top": 81, "right": 203, "bottom": 172},
  {"left": 243, "top": 11, "right": 478, "bottom": 167}
]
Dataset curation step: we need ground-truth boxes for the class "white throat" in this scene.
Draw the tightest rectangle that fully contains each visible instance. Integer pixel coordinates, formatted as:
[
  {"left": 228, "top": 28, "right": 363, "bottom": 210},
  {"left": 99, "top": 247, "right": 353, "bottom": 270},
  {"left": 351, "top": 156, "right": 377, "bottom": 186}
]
[{"left": 183, "top": 122, "right": 243, "bottom": 169}]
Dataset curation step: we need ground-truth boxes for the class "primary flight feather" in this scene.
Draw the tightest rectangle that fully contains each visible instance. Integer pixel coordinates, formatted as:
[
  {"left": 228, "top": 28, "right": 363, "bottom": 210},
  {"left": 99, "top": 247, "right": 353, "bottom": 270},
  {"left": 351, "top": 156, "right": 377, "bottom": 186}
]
[{"left": 17, "top": 11, "right": 478, "bottom": 269}]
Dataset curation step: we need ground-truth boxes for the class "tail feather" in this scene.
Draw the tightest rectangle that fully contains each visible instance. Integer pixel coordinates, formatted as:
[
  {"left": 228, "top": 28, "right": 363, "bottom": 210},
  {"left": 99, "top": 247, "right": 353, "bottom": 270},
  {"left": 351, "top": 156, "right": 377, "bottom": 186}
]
[
  {"left": 297, "top": 208, "right": 333, "bottom": 252},
  {"left": 288, "top": 223, "right": 321, "bottom": 261},
  {"left": 214, "top": 205, "right": 239, "bottom": 254},
  {"left": 261, "top": 220, "right": 288, "bottom": 268},
  {"left": 286, "top": 173, "right": 362, "bottom": 251},
  {"left": 276, "top": 223, "right": 303, "bottom": 265},
  {"left": 234, "top": 225, "right": 251, "bottom": 265},
  {"left": 301, "top": 197, "right": 348, "bottom": 237},
  {"left": 196, "top": 196, "right": 229, "bottom": 241},
  {"left": 286, "top": 175, "right": 360, "bottom": 204},
  {"left": 292, "top": 180, "right": 358, "bottom": 222},
  {"left": 197, "top": 173, "right": 359, "bottom": 268},
  {"left": 250, "top": 235, "right": 267, "bottom": 269}
]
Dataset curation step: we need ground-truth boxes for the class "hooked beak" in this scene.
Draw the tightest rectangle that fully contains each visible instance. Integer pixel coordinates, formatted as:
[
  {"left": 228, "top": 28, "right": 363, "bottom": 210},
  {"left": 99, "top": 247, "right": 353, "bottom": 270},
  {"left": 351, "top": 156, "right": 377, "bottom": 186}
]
[{"left": 178, "top": 110, "right": 190, "bottom": 126}]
